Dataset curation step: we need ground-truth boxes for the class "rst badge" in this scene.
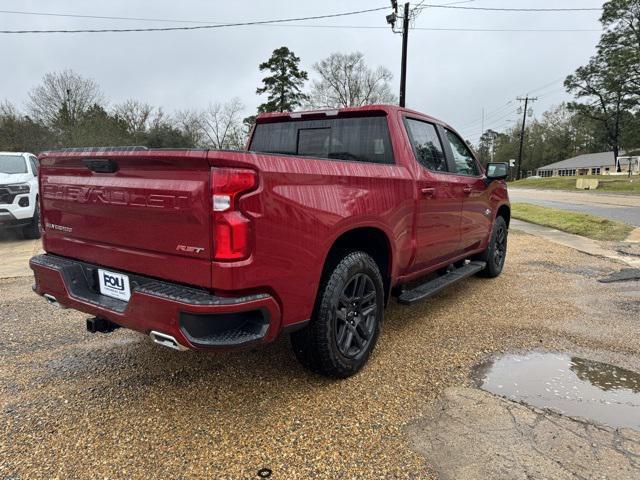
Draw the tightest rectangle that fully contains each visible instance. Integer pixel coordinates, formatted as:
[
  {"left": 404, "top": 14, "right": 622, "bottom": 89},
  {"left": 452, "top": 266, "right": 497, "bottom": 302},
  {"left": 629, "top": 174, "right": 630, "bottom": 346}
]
[{"left": 176, "top": 245, "right": 205, "bottom": 254}]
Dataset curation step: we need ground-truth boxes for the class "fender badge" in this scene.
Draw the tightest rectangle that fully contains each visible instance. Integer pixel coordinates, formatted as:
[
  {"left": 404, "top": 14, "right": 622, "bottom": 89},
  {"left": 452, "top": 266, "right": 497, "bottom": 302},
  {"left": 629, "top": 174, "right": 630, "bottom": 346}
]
[{"left": 176, "top": 245, "right": 205, "bottom": 254}]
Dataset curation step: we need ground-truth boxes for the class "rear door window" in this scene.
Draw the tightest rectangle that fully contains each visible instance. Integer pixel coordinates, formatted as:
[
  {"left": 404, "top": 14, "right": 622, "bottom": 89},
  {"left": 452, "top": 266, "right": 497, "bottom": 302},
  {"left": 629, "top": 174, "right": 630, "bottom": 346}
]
[
  {"left": 404, "top": 118, "right": 447, "bottom": 172},
  {"left": 444, "top": 129, "right": 480, "bottom": 176},
  {"left": 250, "top": 116, "right": 394, "bottom": 164}
]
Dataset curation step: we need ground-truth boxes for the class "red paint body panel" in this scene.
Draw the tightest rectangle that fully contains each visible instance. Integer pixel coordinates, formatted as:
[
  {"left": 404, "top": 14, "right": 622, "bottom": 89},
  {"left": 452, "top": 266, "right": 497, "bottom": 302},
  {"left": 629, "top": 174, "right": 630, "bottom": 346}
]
[
  {"left": 32, "top": 105, "right": 509, "bottom": 349},
  {"left": 39, "top": 150, "right": 213, "bottom": 287}
]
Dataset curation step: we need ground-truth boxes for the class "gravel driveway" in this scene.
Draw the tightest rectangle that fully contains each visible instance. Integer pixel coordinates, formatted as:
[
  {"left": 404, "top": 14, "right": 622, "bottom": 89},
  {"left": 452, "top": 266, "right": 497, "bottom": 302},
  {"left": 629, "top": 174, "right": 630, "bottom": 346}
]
[{"left": 2, "top": 232, "right": 640, "bottom": 479}]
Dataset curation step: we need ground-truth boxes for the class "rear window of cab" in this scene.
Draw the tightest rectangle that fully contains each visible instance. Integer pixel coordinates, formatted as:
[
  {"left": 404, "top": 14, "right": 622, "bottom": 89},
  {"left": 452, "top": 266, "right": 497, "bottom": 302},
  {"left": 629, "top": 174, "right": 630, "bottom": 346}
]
[{"left": 249, "top": 116, "right": 394, "bottom": 165}]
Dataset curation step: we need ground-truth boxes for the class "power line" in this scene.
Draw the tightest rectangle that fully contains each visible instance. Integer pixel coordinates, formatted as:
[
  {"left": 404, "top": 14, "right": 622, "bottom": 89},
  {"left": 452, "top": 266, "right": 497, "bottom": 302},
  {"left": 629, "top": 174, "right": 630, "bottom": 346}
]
[
  {"left": 0, "top": 24, "right": 600, "bottom": 34},
  {"left": 412, "top": 4, "right": 602, "bottom": 12},
  {"left": 0, "top": 6, "right": 390, "bottom": 34},
  {"left": 460, "top": 111, "right": 521, "bottom": 137},
  {"left": 456, "top": 101, "right": 515, "bottom": 130},
  {"left": 0, "top": 7, "right": 603, "bottom": 34},
  {"left": 459, "top": 108, "right": 520, "bottom": 138},
  {"left": 0, "top": 1, "right": 471, "bottom": 25},
  {"left": 0, "top": 9, "right": 219, "bottom": 24},
  {"left": 412, "top": 27, "right": 599, "bottom": 32},
  {"left": 458, "top": 73, "right": 576, "bottom": 135},
  {"left": 537, "top": 86, "right": 568, "bottom": 99}
]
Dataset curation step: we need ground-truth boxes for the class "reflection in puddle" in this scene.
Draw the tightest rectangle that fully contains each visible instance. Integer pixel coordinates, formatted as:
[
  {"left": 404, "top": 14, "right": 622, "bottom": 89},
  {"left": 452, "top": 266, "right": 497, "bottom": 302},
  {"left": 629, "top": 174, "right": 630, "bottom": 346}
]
[{"left": 473, "top": 352, "right": 640, "bottom": 430}]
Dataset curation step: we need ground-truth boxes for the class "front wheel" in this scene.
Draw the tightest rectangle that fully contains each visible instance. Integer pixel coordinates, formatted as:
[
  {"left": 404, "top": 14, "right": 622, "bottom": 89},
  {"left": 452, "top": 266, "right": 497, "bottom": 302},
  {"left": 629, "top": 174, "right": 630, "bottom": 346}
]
[
  {"left": 474, "top": 215, "right": 508, "bottom": 278},
  {"left": 22, "top": 204, "right": 41, "bottom": 240},
  {"left": 290, "top": 251, "right": 384, "bottom": 378}
]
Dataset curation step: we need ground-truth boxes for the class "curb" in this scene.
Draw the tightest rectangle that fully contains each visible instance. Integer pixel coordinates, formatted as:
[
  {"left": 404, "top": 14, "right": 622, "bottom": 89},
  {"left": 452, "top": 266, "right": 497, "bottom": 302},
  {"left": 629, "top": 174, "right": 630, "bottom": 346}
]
[{"left": 510, "top": 219, "right": 640, "bottom": 268}]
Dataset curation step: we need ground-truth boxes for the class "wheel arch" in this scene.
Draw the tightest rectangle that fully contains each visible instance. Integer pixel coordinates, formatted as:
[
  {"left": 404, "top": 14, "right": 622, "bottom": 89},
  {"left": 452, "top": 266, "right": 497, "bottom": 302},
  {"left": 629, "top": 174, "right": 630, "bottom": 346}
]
[
  {"left": 321, "top": 226, "right": 393, "bottom": 304},
  {"left": 496, "top": 203, "right": 510, "bottom": 227}
]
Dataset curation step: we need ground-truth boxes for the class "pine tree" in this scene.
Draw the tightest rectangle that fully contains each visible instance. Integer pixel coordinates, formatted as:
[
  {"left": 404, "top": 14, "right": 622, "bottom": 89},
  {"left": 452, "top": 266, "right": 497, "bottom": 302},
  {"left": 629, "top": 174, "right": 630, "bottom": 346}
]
[{"left": 256, "top": 47, "right": 308, "bottom": 113}]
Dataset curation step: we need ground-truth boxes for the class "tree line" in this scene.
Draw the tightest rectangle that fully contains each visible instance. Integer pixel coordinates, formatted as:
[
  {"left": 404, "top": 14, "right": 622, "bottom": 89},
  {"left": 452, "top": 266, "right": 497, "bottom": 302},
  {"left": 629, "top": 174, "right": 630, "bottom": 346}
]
[
  {"left": 1, "top": 0, "right": 637, "bottom": 164},
  {"left": 0, "top": 49, "right": 396, "bottom": 154},
  {"left": 479, "top": 0, "right": 640, "bottom": 173}
]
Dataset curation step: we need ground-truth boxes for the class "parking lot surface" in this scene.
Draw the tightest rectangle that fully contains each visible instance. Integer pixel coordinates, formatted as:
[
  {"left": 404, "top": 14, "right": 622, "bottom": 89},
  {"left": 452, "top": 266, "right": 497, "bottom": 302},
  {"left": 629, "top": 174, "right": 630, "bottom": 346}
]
[
  {"left": 510, "top": 188, "right": 640, "bottom": 226},
  {"left": 2, "top": 231, "right": 640, "bottom": 479},
  {"left": 0, "top": 230, "right": 41, "bottom": 278}
]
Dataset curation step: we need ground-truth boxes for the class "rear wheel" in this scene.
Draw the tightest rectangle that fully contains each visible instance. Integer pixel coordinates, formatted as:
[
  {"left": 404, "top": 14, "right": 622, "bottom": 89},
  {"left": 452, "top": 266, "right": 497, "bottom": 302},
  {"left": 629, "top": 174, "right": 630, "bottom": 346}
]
[
  {"left": 290, "top": 251, "right": 384, "bottom": 378},
  {"left": 22, "top": 203, "right": 41, "bottom": 240},
  {"left": 474, "top": 215, "right": 508, "bottom": 278}
]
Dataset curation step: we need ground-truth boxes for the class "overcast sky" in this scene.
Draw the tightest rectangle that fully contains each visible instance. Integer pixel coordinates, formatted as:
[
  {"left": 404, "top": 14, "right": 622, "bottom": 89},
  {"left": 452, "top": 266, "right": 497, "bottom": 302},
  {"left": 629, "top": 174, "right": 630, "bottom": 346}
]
[{"left": 1, "top": 0, "right": 603, "bottom": 142}]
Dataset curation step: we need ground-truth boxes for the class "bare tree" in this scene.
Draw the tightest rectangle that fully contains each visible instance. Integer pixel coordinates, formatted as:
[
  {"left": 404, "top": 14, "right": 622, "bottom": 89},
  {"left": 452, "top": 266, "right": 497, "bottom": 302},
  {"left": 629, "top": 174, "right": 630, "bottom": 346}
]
[
  {"left": 0, "top": 100, "right": 18, "bottom": 118},
  {"left": 308, "top": 52, "right": 397, "bottom": 108},
  {"left": 199, "top": 98, "right": 246, "bottom": 150},
  {"left": 28, "top": 69, "right": 105, "bottom": 126},
  {"left": 113, "top": 99, "right": 155, "bottom": 136},
  {"left": 174, "top": 109, "right": 207, "bottom": 147}
]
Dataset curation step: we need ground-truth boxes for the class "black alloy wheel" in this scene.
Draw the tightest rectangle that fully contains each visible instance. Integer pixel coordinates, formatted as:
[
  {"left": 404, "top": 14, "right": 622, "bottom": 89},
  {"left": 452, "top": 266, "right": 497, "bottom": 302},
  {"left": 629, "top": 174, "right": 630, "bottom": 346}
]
[
  {"left": 290, "top": 251, "right": 384, "bottom": 378},
  {"left": 474, "top": 215, "right": 508, "bottom": 278},
  {"left": 493, "top": 222, "right": 507, "bottom": 270},
  {"left": 335, "top": 273, "right": 377, "bottom": 359}
]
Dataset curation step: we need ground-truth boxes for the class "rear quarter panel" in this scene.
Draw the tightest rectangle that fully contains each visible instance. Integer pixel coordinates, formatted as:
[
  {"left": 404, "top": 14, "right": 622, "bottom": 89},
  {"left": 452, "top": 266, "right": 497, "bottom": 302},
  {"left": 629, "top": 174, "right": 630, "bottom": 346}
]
[{"left": 208, "top": 150, "right": 415, "bottom": 327}]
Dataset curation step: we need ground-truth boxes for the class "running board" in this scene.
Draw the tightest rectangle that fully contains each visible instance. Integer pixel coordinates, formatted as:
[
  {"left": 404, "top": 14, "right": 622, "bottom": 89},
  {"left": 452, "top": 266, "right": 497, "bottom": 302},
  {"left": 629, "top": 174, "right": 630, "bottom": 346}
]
[{"left": 398, "top": 261, "right": 486, "bottom": 305}]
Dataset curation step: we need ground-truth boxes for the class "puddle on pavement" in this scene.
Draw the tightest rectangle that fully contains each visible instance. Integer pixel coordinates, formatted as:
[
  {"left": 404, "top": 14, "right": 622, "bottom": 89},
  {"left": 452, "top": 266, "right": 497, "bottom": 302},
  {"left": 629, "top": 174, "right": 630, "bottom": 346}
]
[{"left": 473, "top": 352, "right": 640, "bottom": 430}]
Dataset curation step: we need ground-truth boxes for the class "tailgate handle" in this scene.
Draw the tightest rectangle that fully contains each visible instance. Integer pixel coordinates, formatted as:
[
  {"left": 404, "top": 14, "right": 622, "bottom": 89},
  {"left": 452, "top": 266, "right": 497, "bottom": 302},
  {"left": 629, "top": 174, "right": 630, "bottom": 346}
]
[{"left": 83, "top": 158, "right": 118, "bottom": 173}]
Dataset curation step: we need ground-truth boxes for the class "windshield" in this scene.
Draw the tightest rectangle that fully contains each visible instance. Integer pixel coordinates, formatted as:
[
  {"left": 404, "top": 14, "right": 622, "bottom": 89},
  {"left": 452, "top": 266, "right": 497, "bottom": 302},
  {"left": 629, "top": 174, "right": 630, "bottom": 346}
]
[{"left": 0, "top": 155, "right": 27, "bottom": 174}]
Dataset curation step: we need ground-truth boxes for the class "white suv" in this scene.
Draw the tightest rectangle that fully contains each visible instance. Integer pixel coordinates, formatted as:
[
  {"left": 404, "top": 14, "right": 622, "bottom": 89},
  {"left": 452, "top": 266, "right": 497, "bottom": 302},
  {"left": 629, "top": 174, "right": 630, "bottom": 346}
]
[{"left": 0, "top": 152, "right": 41, "bottom": 239}]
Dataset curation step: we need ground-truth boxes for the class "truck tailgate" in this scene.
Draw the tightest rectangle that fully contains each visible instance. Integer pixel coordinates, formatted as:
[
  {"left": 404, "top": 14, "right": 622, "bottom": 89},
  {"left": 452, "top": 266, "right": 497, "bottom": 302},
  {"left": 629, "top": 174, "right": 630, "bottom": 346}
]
[{"left": 39, "top": 149, "right": 213, "bottom": 288}]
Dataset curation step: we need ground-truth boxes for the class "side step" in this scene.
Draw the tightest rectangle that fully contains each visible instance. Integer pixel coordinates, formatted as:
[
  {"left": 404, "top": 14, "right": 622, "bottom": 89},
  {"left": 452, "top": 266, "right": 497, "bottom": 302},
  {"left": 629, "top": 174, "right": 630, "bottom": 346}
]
[{"left": 398, "top": 261, "right": 486, "bottom": 305}]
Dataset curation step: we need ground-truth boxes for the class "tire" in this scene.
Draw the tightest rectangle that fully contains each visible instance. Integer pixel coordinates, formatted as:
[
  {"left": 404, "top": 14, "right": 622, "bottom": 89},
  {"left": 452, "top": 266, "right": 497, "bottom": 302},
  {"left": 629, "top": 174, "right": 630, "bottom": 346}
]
[
  {"left": 22, "top": 203, "right": 41, "bottom": 240},
  {"left": 290, "top": 251, "right": 384, "bottom": 378},
  {"left": 474, "top": 215, "right": 508, "bottom": 278}
]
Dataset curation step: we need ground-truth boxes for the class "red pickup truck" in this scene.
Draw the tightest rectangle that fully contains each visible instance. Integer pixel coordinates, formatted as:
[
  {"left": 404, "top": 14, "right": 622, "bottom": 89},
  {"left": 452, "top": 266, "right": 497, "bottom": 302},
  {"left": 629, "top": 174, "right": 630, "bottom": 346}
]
[{"left": 30, "top": 105, "right": 509, "bottom": 377}]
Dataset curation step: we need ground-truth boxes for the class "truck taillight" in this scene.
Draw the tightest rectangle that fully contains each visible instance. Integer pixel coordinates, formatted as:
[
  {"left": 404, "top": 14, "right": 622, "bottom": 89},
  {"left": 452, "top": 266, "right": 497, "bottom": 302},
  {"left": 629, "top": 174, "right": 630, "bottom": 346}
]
[{"left": 211, "top": 168, "right": 257, "bottom": 261}]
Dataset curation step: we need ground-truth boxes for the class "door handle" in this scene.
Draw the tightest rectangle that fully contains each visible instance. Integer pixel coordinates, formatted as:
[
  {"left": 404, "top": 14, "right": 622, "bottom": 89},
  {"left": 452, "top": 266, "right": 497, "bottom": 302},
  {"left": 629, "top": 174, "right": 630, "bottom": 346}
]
[
  {"left": 421, "top": 187, "right": 436, "bottom": 197},
  {"left": 463, "top": 186, "right": 473, "bottom": 195}
]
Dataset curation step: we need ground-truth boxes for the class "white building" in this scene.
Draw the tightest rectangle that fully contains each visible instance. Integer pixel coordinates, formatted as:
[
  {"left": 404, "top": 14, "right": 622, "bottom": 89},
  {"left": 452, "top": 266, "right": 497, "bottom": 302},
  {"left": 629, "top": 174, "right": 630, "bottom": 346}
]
[{"left": 536, "top": 151, "right": 639, "bottom": 177}]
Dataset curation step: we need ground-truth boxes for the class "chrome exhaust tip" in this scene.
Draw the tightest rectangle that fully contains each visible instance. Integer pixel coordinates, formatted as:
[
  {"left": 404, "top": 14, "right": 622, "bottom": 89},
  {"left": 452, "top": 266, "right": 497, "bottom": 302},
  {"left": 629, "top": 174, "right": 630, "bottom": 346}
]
[
  {"left": 149, "top": 331, "right": 188, "bottom": 351},
  {"left": 43, "top": 293, "right": 67, "bottom": 309}
]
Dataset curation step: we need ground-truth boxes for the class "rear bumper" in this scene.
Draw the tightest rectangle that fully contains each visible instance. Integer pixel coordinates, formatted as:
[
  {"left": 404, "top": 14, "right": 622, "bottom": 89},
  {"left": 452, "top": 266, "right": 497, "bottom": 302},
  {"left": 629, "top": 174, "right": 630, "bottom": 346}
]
[{"left": 30, "top": 254, "right": 282, "bottom": 350}]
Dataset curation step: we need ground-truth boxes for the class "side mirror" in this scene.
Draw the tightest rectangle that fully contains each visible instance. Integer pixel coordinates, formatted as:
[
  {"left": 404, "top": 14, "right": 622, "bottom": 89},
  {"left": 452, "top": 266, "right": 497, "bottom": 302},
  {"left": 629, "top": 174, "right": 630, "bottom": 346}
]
[{"left": 486, "top": 162, "right": 508, "bottom": 181}]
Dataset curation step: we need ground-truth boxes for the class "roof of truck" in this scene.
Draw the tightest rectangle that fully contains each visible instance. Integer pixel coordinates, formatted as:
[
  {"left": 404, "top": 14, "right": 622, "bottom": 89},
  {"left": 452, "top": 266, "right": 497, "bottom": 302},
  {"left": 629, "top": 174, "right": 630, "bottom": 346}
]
[{"left": 256, "top": 104, "right": 447, "bottom": 127}]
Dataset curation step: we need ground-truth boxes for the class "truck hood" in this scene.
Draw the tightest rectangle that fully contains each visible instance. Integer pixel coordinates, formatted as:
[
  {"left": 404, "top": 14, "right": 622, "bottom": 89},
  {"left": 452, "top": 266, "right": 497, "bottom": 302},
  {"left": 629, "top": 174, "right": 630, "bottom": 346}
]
[{"left": 0, "top": 173, "right": 31, "bottom": 184}]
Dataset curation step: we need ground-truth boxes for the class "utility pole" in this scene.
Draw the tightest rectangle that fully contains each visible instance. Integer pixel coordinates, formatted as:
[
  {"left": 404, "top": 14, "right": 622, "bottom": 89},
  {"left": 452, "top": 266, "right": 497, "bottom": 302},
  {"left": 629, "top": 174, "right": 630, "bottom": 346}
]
[
  {"left": 386, "top": 1, "right": 410, "bottom": 107},
  {"left": 399, "top": 2, "right": 410, "bottom": 107},
  {"left": 516, "top": 96, "right": 537, "bottom": 180}
]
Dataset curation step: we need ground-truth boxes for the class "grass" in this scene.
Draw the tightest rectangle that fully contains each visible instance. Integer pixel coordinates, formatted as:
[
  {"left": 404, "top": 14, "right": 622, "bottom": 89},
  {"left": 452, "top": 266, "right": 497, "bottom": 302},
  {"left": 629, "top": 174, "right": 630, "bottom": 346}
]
[
  {"left": 510, "top": 175, "right": 640, "bottom": 194},
  {"left": 511, "top": 203, "right": 635, "bottom": 242}
]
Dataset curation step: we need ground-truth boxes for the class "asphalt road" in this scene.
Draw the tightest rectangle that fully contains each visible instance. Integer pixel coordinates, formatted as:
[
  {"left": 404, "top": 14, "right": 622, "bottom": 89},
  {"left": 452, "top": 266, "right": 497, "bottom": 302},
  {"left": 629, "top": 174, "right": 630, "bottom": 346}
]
[
  {"left": 509, "top": 188, "right": 640, "bottom": 226},
  {"left": 2, "top": 232, "right": 640, "bottom": 479}
]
